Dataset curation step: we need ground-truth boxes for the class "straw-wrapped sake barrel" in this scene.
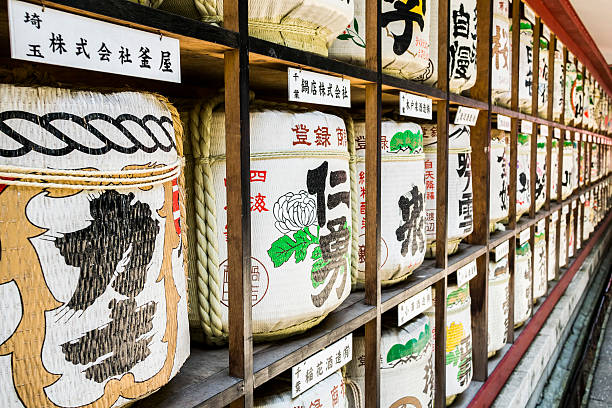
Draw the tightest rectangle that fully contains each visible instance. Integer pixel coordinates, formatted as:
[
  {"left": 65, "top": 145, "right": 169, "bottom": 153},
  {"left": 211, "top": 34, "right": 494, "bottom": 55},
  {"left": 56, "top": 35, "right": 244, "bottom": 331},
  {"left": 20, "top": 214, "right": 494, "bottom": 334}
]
[
  {"left": 0, "top": 85, "right": 189, "bottom": 407},
  {"left": 518, "top": 15, "right": 534, "bottom": 113},
  {"left": 426, "top": 284, "right": 473, "bottom": 405},
  {"left": 533, "top": 221, "right": 547, "bottom": 302},
  {"left": 573, "top": 62, "right": 585, "bottom": 126},
  {"left": 353, "top": 121, "right": 426, "bottom": 288},
  {"left": 255, "top": 370, "right": 348, "bottom": 408},
  {"left": 490, "top": 130, "right": 510, "bottom": 232},
  {"left": 579, "top": 140, "right": 586, "bottom": 187},
  {"left": 517, "top": 133, "right": 532, "bottom": 221},
  {"left": 551, "top": 138, "right": 559, "bottom": 201},
  {"left": 329, "top": 0, "right": 431, "bottom": 80},
  {"left": 592, "top": 144, "right": 600, "bottom": 181},
  {"left": 562, "top": 139, "right": 574, "bottom": 200},
  {"left": 491, "top": 0, "right": 511, "bottom": 107},
  {"left": 564, "top": 54, "right": 578, "bottom": 125},
  {"left": 514, "top": 241, "right": 532, "bottom": 328},
  {"left": 133, "top": 0, "right": 353, "bottom": 56},
  {"left": 537, "top": 29, "right": 549, "bottom": 118},
  {"left": 559, "top": 210, "right": 568, "bottom": 268},
  {"left": 411, "top": 0, "right": 478, "bottom": 93},
  {"left": 548, "top": 213, "right": 557, "bottom": 281},
  {"left": 568, "top": 210, "right": 575, "bottom": 258},
  {"left": 346, "top": 315, "right": 434, "bottom": 407},
  {"left": 184, "top": 102, "right": 352, "bottom": 343},
  {"left": 572, "top": 140, "right": 580, "bottom": 192},
  {"left": 488, "top": 254, "right": 510, "bottom": 357},
  {"left": 535, "top": 135, "right": 547, "bottom": 212},
  {"left": 553, "top": 40, "right": 565, "bottom": 121},
  {"left": 583, "top": 76, "right": 592, "bottom": 129},
  {"left": 423, "top": 124, "right": 474, "bottom": 257}
]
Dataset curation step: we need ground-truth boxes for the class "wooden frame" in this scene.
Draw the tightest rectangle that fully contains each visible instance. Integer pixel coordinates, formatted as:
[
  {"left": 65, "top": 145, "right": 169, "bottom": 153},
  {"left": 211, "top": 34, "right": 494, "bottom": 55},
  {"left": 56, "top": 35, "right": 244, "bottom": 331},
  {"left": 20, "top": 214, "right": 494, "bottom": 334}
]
[{"left": 2, "top": 1, "right": 611, "bottom": 407}]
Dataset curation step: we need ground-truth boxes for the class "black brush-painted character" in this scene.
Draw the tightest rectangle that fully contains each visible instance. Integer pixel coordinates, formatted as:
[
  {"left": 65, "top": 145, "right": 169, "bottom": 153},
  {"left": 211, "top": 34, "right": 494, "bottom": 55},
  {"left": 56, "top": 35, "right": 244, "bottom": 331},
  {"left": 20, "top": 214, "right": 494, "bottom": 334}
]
[
  {"left": 395, "top": 185, "right": 425, "bottom": 257},
  {"left": 55, "top": 190, "right": 160, "bottom": 383},
  {"left": 519, "top": 172, "right": 528, "bottom": 194},
  {"left": 382, "top": 0, "right": 426, "bottom": 56}
]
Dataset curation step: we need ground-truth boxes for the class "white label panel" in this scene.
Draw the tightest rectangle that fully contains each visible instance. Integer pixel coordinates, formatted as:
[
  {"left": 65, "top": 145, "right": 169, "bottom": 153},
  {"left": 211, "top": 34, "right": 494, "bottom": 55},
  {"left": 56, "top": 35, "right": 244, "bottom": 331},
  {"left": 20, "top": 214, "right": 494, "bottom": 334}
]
[
  {"left": 540, "top": 126, "right": 549, "bottom": 137},
  {"left": 8, "top": 0, "right": 181, "bottom": 83},
  {"left": 456, "top": 260, "right": 477, "bottom": 288},
  {"left": 454, "top": 106, "right": 480, "bottom": 126},
  {"left": 497, "top": 114, "right": 511, "bottom": 131},
  {"left": 552, "top": 211, "right": 559, "bottom": 222},
  {"left": 519, "top": 228, "right": 531, "bottom": 245},
  {"left": 288, "top": 67, "right": 351, "bottom": 107},
  {"left": 397, "top": 287, "right": 433, "bottom": 326},
  {"left": 494, "top": 240, "right": 509, "bottom": 262},
  {"left": 521, "top": 120, "right": 533, "bottom": 134},
  {"left": 399, "top": 91, "right": 433, "bottom": 120},
  {"left": 291, "top": 334, "right": 352, "bottom": 397},
  {"left": 554, "top": 128, "right": 561, "bottom": 139}
]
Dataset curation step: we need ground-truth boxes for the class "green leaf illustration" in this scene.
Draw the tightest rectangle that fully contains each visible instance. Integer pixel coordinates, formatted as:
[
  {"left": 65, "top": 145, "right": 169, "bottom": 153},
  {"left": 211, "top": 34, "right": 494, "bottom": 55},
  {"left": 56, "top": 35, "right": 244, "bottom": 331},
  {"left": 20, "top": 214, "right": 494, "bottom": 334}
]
[
  {"left": 353, "top": 18, "right": 359, "bottom": 33},
  {"left": 311, "top": 246, "right": 322, "bottom": 260},
  {"left": 390, "top": 129, "right": 423, "bottom": 153},
  {"left": 337, "top": 34, "right": 353, "bottom": 40},
  {"left": 267, "top": 226, "right": 318, "bottom": 268},
  {"left": 386, "top": 323, "right": 431, "bottom": 362}
]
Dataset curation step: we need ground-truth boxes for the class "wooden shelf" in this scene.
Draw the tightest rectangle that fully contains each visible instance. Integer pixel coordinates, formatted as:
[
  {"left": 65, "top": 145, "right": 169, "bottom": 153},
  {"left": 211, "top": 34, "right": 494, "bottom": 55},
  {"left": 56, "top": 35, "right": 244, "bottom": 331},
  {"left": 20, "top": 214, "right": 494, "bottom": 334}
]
[{"left": 380, "top": 259, "right": 443, "bottom": 313}]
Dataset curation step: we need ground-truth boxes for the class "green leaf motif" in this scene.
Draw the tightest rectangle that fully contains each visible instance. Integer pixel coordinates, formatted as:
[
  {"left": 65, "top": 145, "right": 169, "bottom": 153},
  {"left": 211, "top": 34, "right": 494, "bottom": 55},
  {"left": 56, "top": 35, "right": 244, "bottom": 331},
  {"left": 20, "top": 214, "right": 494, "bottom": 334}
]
[
  {"left": 446, "top": 348, "right": 460, "bottom": 367},
  {"left": 390, "top": 129, "right": 423, "bottom": 153},
  {"left": 267, "top": 226, "right": 318, "bottom": 268},
  {"left": 386, "top": 323, "right": 431, "bottom": 363},
  {"left": 311, "top": 246, "right": 322, "bottom": 260},
  {"left": 337, "top": 33, "right": 353, "bottom": 40},
  {"left": 353, "top": 17, "right": 359, "bottom": 33}
]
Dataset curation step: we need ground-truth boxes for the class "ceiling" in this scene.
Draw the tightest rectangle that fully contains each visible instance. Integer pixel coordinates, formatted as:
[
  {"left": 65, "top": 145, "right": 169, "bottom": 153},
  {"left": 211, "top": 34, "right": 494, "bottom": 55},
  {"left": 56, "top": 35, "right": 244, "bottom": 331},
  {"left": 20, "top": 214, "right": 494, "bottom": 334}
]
[{"left": 569, "top": 0, "right": 612, "bottom": 65}]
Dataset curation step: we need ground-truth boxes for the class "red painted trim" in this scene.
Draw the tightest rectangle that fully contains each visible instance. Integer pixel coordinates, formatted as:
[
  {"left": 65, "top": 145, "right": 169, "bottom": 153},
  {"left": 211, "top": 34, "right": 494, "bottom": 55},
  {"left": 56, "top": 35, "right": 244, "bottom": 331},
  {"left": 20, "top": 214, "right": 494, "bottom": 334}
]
[
  {"left": 468, "top": 211, "right": 612, "bottom": 408},
  {"left": 525, "top": 0, "right": 612, "bottom": 99}
]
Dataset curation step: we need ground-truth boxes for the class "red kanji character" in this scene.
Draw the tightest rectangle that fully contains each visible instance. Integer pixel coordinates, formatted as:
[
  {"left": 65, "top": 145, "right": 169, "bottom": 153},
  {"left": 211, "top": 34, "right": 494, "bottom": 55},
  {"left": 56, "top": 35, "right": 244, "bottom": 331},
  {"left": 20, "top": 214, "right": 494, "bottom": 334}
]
[
  {"left": 361, "top": 218, "right": 366, "bottom": 230},
  {"left": 360, "top": 201, "right": 366, "bottom": 215},
  {"left": 292, "top": 124, "right": 311, "bottom": 146},
  {"left": 250, "top": 170, "right": 267, "bottom": 182},
  {"left": 310, "top": 399, "right": 323, "bottom": 408},
  {"left": 360, "top": 186, "right": 366, "bottom": 198},
  {"left": 359, "top": 171, "right": 365, "bottom": 185},
  {"left": 340, "top": 380, "right": 345, "bottom": 397},
  {"left": 427, "top": 191, "right": 435, "bottom": 200},
  {"left": 314, "top": 126, "right": 331, "bottom": 147},
  {"left": 336, "top": 127, "right": 347, "bottom": 146},
  {"left": 330, "top": 386, "right": 339, "bottom": 407},
  {"left": 425, "top": 170, "right": 435, "bottom": 180},
  {"left": 250, "top": 193, "right": 269, "bottom": 212},
  {"left": 426, "top": 180, "right": 435, "bottom": 190},
  {"left": 356, "top": 135, "right": 366, "bottom": 150},
  {"left": 358, "top": 245, "right": 366, "bottom": 263},
  {"left": 425, "top": 160, "right": 433, "bottom": 169},
  {"left": 224, "top": 224, "right": 228, "bottom": 241},
  {"left": 381, "top": 135, "right": 389, "bottom": 150}
]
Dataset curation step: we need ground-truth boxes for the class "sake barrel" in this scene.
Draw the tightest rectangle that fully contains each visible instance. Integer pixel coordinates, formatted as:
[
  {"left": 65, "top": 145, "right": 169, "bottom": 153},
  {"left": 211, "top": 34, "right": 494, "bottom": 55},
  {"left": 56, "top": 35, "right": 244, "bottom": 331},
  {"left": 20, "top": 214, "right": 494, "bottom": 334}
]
[
  {"left": 568, "top": 211, "right": 575, "bottom": 258},
  {"left": 488, "top": 255, "right": 510, "bottom": 357},
  {"left": 255, "top": 370, "right": 347, "bottom": 408},
  {"left": 411, "top": 0, "right": 478, "bottom": 93},
  {"left": 518, "top": 18, "right": 534, "bottom": 113},
  {"left": 329, "top": 0, "right": 431, "bottom": 80},
  {"left": 533, "top": 221, "right": 547, "bottom": 302},
  {"left": 353, "top": 120, "right": 426, "bottom": 288},
  {"left": 592, "top": 144, "right": 600, "bottom": 181},
  {"left": 548, "top": 215, "right": 557, "bottom": 281},
  {"left": 537, "top": 29, "right": 549, "bottom": 118},
  {"left": 425, "top": 283, "right": 473, "bottom": 404},
  {"left": 423, "top": 124, "right": 474, "bottom": 257},
  {"left": 564, "top": 54, "right": 578, "bottom": 125},
  {"left": 0, "top": 84, "right": 189, "bottom": 407},
  {"left": 579, "top": 141, "right": 586, "bottom": 186},
  {"left": 491, "top": 0, "right": 511, "bottom": 106},
  {"left": 517, "top": 133, "right": 531, "bottom": 221},
  {"left": 551, "top": 139, "right": 559, "bottom": 201},
  {"left": 346, "top": 315, "right": 434, "bottom": 408},
  {"left": 535, "top": 135, "right": 547, "bottom": 212},
  {"left": 583, "top": 76, "right": 592, "bottom": 129},
  {"left": 559, "top": 213, "right": 567, "bottom": 268},
  {"left": 553, "top": 40, "right": 565, "bottom": 121},
  {"left": 138, "top": 0, "right": 353, "bottom": 56},
  {"left": 514, "top": 241, "right": 532, "bottom": 328},
  {"left": 562, "top": 140, "right": 574, "bottom": 200},
  {"left": 572, "top": 141, "right": 580, "bottom": 192},
  {"left": 185, "top": 102, "right": 352, "bottom": 343},
  {"left": 573, "top": 62, "right": 585, "bottom": 126},
  {"left": 490, "top": 130, "right": 510, "bottom": 231}
]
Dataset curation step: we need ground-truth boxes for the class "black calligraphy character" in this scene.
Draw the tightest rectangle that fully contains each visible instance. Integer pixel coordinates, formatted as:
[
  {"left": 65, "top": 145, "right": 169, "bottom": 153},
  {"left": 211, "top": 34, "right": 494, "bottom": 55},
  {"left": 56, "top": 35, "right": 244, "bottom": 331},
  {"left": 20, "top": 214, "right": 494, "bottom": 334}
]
[
  {"left": 139, "top": 47, "right": 152, "bottom": 69},
  {"left": 55, "top": 191, "right": 159, "bottom": 383},
  {"left": 449, "top": 43, "right": 474, "bottom": 80},
  {"left": 498, "top": 155, "right": 508, "bottom": 211},
  {"left": 160, "top": 51, "right": 173, "bottom": 72},
  {"left": 312, "top": 217, "right": 350, "bottom": 307},
  {"left": 395, "top": 185, "right": 425, "bottom": 257},
  {"left": 307, "top": 161, "right": 329, "bottom": 227},
  {"left": 381, "top": 0, "right": 426, "bottom": 56},
  {"left": 301, "top": 79, "right": 310, "bottom": 94},
  {"left": 458, "top": 191, "right": 473, "bottom": 228},
  {"left": 518, "top": 172, "right": 528, "bottom": 193},
  {"left": 26, "top": 44, "right": 44, "bottom": 58},
  {"left": 119, "top": 47, "right": 132, "bottom": 64},
  {"left": 457, "top": 336, "right": 472, "bottom": 386},
  {"left": 456, "top": 153, "right": 472, "bottom": 192},
  {"left": 452, "top": 3, "right": 470, "bottom": 38},
  {"left": 49, "top": 32, "right": 67, "bottom": 54},
  {"left": 75, "top": 38, "right": 90, "bottom": 59},
  {"left": 98, "top": 42, "right": 112, "bottom": 61},
  {"left": 525, "top": 46, "right": 533, "bottom": 94},
  {"left": 24, "top": 12, "right": 42, "bottom": 29}
]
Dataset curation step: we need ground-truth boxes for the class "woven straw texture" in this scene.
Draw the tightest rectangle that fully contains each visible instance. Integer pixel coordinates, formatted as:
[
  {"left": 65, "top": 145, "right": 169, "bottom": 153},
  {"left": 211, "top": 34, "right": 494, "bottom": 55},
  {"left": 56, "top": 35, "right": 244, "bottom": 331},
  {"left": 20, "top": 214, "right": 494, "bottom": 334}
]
[
  {"left": 0, "top": 84, "right": 189, "bottom": 408},
  {"left": 346, "top": 315, "right": 434, "bottom": 408},
  {"left": 490, "top": 130, "right": 510, "bottom": 228},
  {"left": 329, "top": 0, "right": 431, "bottom": 80},
  {"left": 139, "top": 0, "right": 353, "bottom": 56},
  {"left": 491, "top": 0, "right": 511, "bottom": 106},
  {"left": 254, "top": 370, "right": 347, "bottom": 408},
  {"left": 535, "top": 135, "right": 547, "bottom": 212},
  {"left": 488, "top": 256, "right": 510, "bottom": 356},
  {"left": 514, "top": 242, "right": 532, "bottom": 327},
  {"left": 183, "top": 100, "right": 352, "bottom": 344},
  {"left": 353, "top": 120, "right": 425, "bottom": 288},
  {"left": 422, "top": 124, "right": 473, "bottom": 258},
  {"left": 517, "top": 133, "right": 531, "bottom": 221}
]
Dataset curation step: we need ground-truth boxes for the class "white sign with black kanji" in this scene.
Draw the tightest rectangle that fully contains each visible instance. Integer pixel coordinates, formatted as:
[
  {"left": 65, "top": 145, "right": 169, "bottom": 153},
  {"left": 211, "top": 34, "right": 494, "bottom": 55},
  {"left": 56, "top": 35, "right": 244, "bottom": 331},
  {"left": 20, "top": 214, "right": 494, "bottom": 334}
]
[
  {"left": 494, "top": 240, "right": 509, "bottom": 262},
  {"left": 497, "top": 114, "right": 511, "bottom": 131},
  {"left": 399, "top": 91, "right": 433, "bottom": 120},
  {"left": 288, "top": 67, "right": 351, "bottom": 108},
  {"left": 454, "top": 106, "right": 479, "bottom": 126},
  {"left": 8, "top": 0, "right": 181, "bottom": 83},
  {"left": 397, "top": 287, "right": 433, "bottom": 326},
  {"left": 456, "top": 260, "right": 477, "bottom": 288}
]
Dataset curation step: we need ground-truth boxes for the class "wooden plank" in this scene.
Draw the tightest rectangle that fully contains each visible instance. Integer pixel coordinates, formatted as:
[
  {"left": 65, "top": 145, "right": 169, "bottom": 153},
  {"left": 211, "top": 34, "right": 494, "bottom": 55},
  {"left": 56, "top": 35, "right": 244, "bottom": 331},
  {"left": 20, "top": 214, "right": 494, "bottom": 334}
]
[
  {"left": 489, "top": 229, "right": 517, "bottom": 249},
  {"left": 380, "top": 261, "right": 444, "bottom": 313},
  {"left": 225, "top": 0, "right": 252, "bottom": 406},
  {"left": 447, "top": 244, "right": 488, "bottom": 274},
  {"left": 529, "top": 18, "right": 541, "bottom": 219},
  {"left": 382, "top": 74, "right": 446, "bottom": 100},
  {"left": 434, "top": 277, "right": 448, "bottom": 408},
  {"left": 449, "top": 93, "right": 489, "bottom": 110},
  {"left": 470, "top": 253, "right": 489, "bottom": 381}
]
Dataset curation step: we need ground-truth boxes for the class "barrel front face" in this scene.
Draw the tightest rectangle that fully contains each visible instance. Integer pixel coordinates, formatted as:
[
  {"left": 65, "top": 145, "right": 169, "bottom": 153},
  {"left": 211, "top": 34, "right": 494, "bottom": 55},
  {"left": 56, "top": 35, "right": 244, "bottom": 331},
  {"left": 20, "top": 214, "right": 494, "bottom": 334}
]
[
  {"left": 517, "top": 134, "right": 532, "bottom": 219},
  {"left": 445, "top": 284, "right": 473, "bottom": 398},
  {"left": 514, "top": 243, "right": 533, "bottom": 326},
  {"left": 548, "top": 219, "right": 557, "bottom": 281},
  {"left": 553, "top": 41, "right": 564, "bottom": 121},
  {"left": 551, "top": 140, "right": 559, "bottom": 200},
  {"left": 209, "top": 110, "right": 351, "bottom": 338},
  {"left": 0, "top": 85, "right": 189, "bottom": 408},
  {"left": 491, "top": 0, "right": 511, "bottom": 106},
  {"left": 535, "top": 136, "right": 547, "bottom": 211},
  {"left": 488, "top": 256, "right": 510, "bottom": 355},
  {"left": 490, "top": 131, "right": 510, "bottom": 227},
  {"left": 518, "top": 20, "right": 534, "bottom": 113},
  {"left": 533, "top": 230, "right": 547, "bottom": 301},
  {"left": 329, "top": 0, "right": 432, "bottom": 80},
  {"left": 354, "top": 121, "right": 426, "bottom": 286}
]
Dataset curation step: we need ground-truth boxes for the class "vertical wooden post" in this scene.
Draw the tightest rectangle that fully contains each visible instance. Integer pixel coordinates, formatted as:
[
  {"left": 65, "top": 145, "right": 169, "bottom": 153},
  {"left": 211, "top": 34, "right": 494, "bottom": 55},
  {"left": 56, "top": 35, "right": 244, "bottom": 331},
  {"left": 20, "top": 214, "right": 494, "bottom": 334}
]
[
  {"left": 555, "top": 46, "right": 567, "bottom": 279},
  {"left": 364, "top": 0, "right": 381, "bottom": 405},
  {"left": 225, "top": 0, "right": 253, "bottom": 405},
  {"left": 529, "top": 18, "right": 540, "bottom": 220}
]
